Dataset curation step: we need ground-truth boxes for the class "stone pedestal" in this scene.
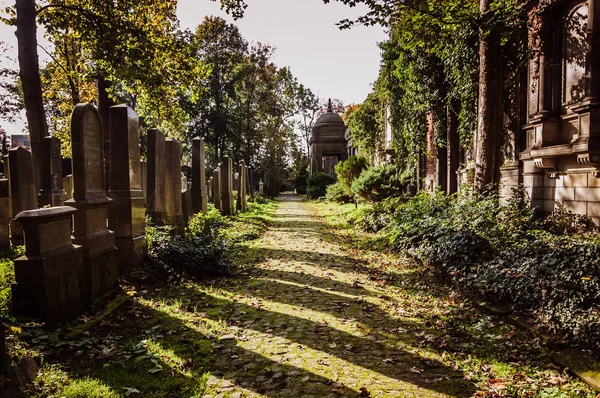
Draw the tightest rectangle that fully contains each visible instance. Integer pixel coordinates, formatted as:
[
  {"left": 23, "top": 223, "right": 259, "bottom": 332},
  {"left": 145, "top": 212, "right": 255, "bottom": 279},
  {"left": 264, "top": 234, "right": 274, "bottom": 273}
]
[
  {"left": 191, "top": 137, "right": 208, "bottom": 215},
  {"left": 11, "top": 206, "right": 84, "bottom": 325},
  {"left": 220, "top": 157, "right": 234, "bottom": 216},
  {"left": 0, "top": 179, "right": 10, "bottom": 248},
  {"left": 213, "top": 169, "right": 221, "bottom": 211},
  {"left": 65, "top": 103, "right": 119, "bottom": 307},
  {"left": 8, "top": 147, "right": 37, "bottom": 246},
  {"left": 39, "top": 136, "right": 67, "bottom": 207},
  {"left": 165, "top": 139, "right": 184, "bottom": 232},
  {"left": 147, "top": 129, "right": 167, "bottom": 224},
  {"left": 108, "top": 105, "right": 146, "bottom": 272}
]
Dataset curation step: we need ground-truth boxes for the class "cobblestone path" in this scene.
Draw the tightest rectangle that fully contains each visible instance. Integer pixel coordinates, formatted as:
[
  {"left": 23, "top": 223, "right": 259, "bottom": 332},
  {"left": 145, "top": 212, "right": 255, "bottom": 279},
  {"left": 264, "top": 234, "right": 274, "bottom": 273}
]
[{"left": 202, "top": 194, "right": 475, "bottom": 398}]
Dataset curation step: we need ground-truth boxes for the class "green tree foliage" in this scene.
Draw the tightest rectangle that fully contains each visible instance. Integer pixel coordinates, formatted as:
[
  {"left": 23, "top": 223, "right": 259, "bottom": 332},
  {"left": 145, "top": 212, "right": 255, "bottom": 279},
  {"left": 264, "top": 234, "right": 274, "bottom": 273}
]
[
  {"left": 351, "top": 164, "right": 411, "bottom": 202},
  {"left": 345, "top": 90, "right": 385, "bottom": 163},
  {"left": 334, "top": 155, "right": 368, "bottom": 195},
  {"left": 306, "top": 172, "right": 336, "bottom": 199}
]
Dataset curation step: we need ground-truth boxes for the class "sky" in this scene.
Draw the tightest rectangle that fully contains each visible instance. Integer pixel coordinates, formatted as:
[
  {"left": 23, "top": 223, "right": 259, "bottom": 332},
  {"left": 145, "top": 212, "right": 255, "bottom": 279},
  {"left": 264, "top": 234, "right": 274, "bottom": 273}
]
[{"left": 0, "top": 0, "right": 387, "bottom": 134}]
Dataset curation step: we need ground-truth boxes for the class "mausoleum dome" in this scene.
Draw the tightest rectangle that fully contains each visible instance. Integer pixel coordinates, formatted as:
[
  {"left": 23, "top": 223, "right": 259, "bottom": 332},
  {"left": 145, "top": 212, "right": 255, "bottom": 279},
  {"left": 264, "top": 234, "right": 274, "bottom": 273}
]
[{"left": 314, "top": 111, "right": 344, "bottom": 126}]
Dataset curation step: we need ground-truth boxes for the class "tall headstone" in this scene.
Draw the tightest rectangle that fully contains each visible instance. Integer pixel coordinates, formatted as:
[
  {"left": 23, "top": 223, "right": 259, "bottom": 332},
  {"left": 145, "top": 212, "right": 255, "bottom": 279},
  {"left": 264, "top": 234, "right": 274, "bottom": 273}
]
[
  {"left": 8, "top": 147, "right": 37, "bottom": 246},
  {"left": 213, "top": 168, "right": 221, "bottom": 211},
  {"left": 11, "top": 206, "right": 84, "bottom": 325},
  {"left": 259, "top": 179, "right": 264, "bottom": 197},
  {"left": 208, "top": 177, "right": 214, "bottom": 203},
  {"left": 165, "top": 139, "right": 184, "bottom": 232},
  {"left": 108, "top": 104, "right": 146, "bottom": 271},
  {"left": 237, "top": 160, "right": 247, "bottom": 213},
  {"left": 39, "top": 136, "right": 67, "bottom": 207},
  {"left": 191, "top": 137, "right": 208, "bottom": 215},
  {"left": 65, "top": 103, "right": 119, "bottom": 306},
  {"left": 140, "top": 160, "right": 147, "bottom": 205},
  {"left": 220, "top": 157, "right": 234, "bottom": 216},
  {"left": 0, "top": 179, "right": 10, "bottom": 248},
  {"left": 146, "top": 129, "right": 167, "bottom": 224},
  {"left": 64, "top": 175, "right": 73, "bottom": 200}
]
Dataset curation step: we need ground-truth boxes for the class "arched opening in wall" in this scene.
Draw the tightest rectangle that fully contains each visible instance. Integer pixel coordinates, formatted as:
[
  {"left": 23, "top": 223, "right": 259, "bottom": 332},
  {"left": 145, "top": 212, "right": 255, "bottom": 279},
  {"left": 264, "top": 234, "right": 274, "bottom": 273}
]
[{"left": 562, "top": 2, "right": 588, "bottom": 107}]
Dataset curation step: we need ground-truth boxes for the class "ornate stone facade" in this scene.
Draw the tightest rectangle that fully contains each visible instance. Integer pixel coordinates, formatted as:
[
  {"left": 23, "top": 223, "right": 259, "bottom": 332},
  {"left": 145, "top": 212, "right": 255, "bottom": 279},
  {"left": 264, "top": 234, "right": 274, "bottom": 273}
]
[{"left": 309, "top": 100, "right": 348, "bottom": 175}]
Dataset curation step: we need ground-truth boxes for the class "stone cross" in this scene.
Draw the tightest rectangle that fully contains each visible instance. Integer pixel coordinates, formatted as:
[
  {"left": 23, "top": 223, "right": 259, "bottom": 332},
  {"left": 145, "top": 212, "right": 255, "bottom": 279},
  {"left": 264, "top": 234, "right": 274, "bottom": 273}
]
[
  {"left": 165, "top": 138, "right": 184, "bottom": 232},
  {"left": 64, "top": 103, "right": 119, "bottom": 307},
  {"left": 213, "top": 168, "right": 221, "bottom": 211},
  {"left": 39, "top": 136, "right": 67, "bottom": 207},
  {"left": 146, "top": 129, "right": 167, "bottom": 224},
  {"left": 108, "top": 104, "right": 146, "bottom": 271},
  {"left": 11, "top": 206, "right": 84, "bottom": 325},
  {"left": 220, "top": 157, "right": 234, "bottom": 216},
  {"left": 191, "top": 137, "right": 208, "bottom": 215},
  {"left": 8, "top": 146, "right": 37, "bottom": 246}
]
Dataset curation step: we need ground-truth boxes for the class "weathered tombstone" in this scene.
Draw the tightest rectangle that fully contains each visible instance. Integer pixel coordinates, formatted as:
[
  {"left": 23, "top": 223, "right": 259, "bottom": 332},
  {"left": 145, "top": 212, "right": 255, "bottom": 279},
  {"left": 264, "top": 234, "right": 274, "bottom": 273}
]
[
  {"left": 237, "top": 161, "right": 247, "bottom": 213},
  {"left": 259, "top": 179, "right": 264, "bottom": 197},
  {"left": 39, "top": 136, "right": 67, "bottom": 207},
  {"left": 182, "top": 189, "right": 194, "bottom": 224},
  {"left": 11, "top": 206, "right": 84, "bottom": 325},
  {"left": 247, "top": 166, "right": 253, "bottom": 194},
  {"left": 147, "top": 129, "right": 167, "bottom": 224},
  {"left": 0, "top": 179, "right": 10, "bottom": 248},
  {"left": 213, "top": 169, "right": 221, "bottom": 211},
  {"left": 191, "top": 137, "right": 208, "bottom": 215},
  {"left": 8, "top": 147, "right": 37, "bottom": 246},
  {"left": 64, "top": 175, "right": 73, "bottom": 200},
  {"left": 208, "top": 177, "right": 213, "bottom": 203},
  {"left": 65, "top": 103, "right": 119, "bottom": 306},
  {"left": 165, "top": 139, "right": 184, "bottom": 232},
  {"left": 108, "top": 104, "right": 146, "bottom": 271},
  {"left": 233, "top": 172, "right": 240, "bottom": 192},
  {"left": 140, "top": 160, "right": 147, "bottom": 205},
  {"left": 220, "top": 157, "right": 234, "bottom": 216}
]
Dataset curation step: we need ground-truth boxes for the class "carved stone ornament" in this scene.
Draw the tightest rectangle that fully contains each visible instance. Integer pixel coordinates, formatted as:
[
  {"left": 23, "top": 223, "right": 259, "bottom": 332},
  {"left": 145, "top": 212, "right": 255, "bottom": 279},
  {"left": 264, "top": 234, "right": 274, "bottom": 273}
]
[
  {"left": 533, "top": 157, "right": 557, "bottom": 170},
  {"left": 577, "top": 153, "right": 600, "bottom": 166}
]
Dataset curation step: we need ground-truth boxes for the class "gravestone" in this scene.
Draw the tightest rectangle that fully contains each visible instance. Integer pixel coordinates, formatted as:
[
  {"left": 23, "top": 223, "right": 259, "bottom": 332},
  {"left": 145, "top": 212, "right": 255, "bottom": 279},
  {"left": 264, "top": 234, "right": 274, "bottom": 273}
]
[
  {"left": 0, "top": 179, "right": 10, "bottom": 248},
  {"left": 165, "top": 139, "right": 184, "bottom": 232},
  {"left": 220, "top": 157, "right": 234, "bottom": 216},
  {"left": 65, "top": 103, "right": 119, "bottom": 307},
  {"left": 140, "top": 160, "right": 147, "bottom": 205},
  {"left": 259, "top": 179, "right": 264, "bottom": 197},
  {"left": 108, "top": 104, "right": 146, "bottom": 271},
  {"left": 191, "top": 137, "right": 208, "bottom": 214},
  {"left": 39, "top": 136, "right": 67, "bottom": 207},
  {"left": 233, "top": 172, "right": 240, "bottom": 192},
  {"left": 64, "top": 175, "right": 73, "bottom": 200},
  {"left": 237, "top": 160, "right": 247, "bottom": 213},
  {"left": 208, "top": 177, "right": 213, "bottom": 203},
  {"left": 11, "top": 206, "right": 84, "bottom": 325},
  {"left": 8, "top": 147, "right": 37, "bottom": 246},
  {"left": 213, "top": 169, "right": 221, "bottom": 211},
  {"left": 247, "top": 166, "right": 253, "bottom": 194},
  {"left": 147, "top": 129, "right": 167, "bottom": 224}
]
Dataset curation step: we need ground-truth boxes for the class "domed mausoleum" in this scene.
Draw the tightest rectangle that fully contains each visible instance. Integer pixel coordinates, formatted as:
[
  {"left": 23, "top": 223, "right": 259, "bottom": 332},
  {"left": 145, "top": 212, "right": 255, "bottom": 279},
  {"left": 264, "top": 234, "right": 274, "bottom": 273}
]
[{"left": 310, "top": 99, "right": 348, "bottom": 175}]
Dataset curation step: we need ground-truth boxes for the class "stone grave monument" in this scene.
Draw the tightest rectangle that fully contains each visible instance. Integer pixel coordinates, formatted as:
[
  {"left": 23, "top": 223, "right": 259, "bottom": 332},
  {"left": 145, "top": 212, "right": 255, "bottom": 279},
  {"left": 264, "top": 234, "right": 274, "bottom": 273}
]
[
  {"left": 191, "top": 137, "right": 208, "bottom": 215},
  {"left": 220, "top": 157, "right": 234, "bottom": 216},
  {"left": 213, "top": 168, "right": 221, "bottom": 211},
  {"left": 165, "top": 139, "right": 184, "bottom": 232},
  {"left": 8, "top": 147, "right": 37, "bottom": 246},
  {"left": 39, "top": 136, "right": 67, "bottom": 207},
  {"left": 147, "top": 129, "right": 167, "bottom": 224}
]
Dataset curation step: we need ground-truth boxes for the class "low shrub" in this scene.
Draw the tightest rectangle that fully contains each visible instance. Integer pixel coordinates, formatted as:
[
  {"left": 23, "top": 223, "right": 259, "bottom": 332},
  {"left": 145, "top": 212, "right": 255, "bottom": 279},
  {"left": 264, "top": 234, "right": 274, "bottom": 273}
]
[
  {"left": 325, "top": 182, "right": 353, "bottom": 203},
  {"left": 306, "top": 172, "right": 335, "bottom": 199},
  {"left": 351, "top": 164, "right": 412, "bottom": 202},
  {"left": 146, "top": 208, "right": 232, "bottom": 278},
  {"left": 295, "top": 185, "right": 307, "bottom": 195}
]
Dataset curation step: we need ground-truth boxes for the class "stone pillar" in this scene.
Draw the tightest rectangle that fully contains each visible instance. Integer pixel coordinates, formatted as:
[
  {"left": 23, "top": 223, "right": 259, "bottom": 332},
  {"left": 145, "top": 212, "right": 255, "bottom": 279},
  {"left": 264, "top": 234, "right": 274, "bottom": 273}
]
[
  {"left": 182, "top": 188, "right": 194, "bottom": 224},
  {"left": 64, "top": 175, "right": 73, "bottom": 200},
  {"left": 259, "top": 179, "right": 264, "bottom": 197},
  {"left": 165, "top": 139, "right": 184, "bottom": 232},
  {"left": 0, "top": 179, "right": 10, "bottom": 248},
  {"left": 140, "top": 160, "right": 147, "bottom": 205},
  {"left": 213, "top": 168, "right": 221, "bottom": 211},
  {"left": 39, "top": 136, "right": 67, "bottom": 207},
  {"left": 108, "top": 104, "right": 146, "bottom": 272},
  {"left": 147, "top": 129, "right": 167, "bottom": 224},
  {"left": 191, "top": 137, "right": 208, "bottom": 215},
  {"left": 11, "top": 206, "right": 84, "bottom": 325},
  {"left": 247, "top": 166, "right": 253, "bottom": 194},
  {"left": 238, "top": 160, "right": 247, "bottom": 213},
  {"left": 65, "top": 103, "right": 119, "bottom": 307},
  {"left": 8, "top": 147, "right": 37, "bottom": 246},
  {"left": 220, "top": 157, "right": 233, "bottom": 216},
  {"left": 208, "top": 177, "right": 213, "bottom": 202}
]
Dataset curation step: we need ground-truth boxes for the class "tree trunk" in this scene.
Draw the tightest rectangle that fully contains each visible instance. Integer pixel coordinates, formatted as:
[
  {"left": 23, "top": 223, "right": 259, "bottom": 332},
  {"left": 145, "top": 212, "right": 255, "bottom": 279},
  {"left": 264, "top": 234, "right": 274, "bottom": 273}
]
[
  {"left": 16, "top": 0, "right": 47, "bottom": 197},
  {"left": 474, "top": 0, "right": 504, "bottom": 191}
]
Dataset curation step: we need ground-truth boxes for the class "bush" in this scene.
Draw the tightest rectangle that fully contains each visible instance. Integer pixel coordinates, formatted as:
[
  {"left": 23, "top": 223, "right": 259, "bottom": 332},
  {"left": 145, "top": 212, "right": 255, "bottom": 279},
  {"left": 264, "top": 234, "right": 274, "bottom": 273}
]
[
  {"left": 306, "top": 172, "right": 335, "bottom": 199},
  {"left": 295, "top": 185, "right": 307, "bottom": 195},
  {"left": 325, "top": 182, "right": 353, "bottom": 203},
  {"left": 146, "top": 208, "right": 232, "bottom": 278},
  {"left": 351, "top": 164, "right": 412, "bottom": 202},
  {"left": 335, "top": 156, "right": 368, "bottom": 197}
]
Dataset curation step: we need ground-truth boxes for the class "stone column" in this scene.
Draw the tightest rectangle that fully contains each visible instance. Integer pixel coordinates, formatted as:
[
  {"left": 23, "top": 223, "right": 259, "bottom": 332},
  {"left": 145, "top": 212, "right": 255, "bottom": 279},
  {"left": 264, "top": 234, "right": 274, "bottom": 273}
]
[
  {"left": 8, "top": 147, "right": 37, "bottom": 246},
  {"left": 0, "top": 179, "right": 10, "bottom": 248},
  {"left": 65, "top": 103, "right": 119, "bottom": 307},
  {"left": 191, "top": 137, "right": 208, "bottom": 214},
  {"left": 39, "top": 136, "right": 67, "bottom": 207},
  {"left": 146, "top": 129, "right": 167, "bottom": 224},
  {"left": 165, "top": 138, "right": 184, "bottom": 232},
  {"left": 11, "top": 206, "right": 84, "bottom": 325},
  {"left": 108, "top": 104, "right": 146, "bottom": 271},
  {"left": 213, "top": 168, "right": 221, "bottom": 211},
  {"left": 220, "top": 157, "right": 233, "bottom": 216}
]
